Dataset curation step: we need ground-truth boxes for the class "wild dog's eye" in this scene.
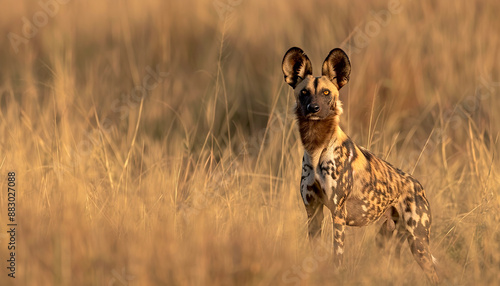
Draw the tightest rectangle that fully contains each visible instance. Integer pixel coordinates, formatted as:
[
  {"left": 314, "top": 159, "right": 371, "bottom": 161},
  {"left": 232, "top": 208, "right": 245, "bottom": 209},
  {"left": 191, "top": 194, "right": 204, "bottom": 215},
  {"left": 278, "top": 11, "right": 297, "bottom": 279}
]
[
  {"left": 323, "top": 90, "right": 330, "bottom": 95},
  {"left": 301, "top": 89, "right": 307, "bottom": 95}
]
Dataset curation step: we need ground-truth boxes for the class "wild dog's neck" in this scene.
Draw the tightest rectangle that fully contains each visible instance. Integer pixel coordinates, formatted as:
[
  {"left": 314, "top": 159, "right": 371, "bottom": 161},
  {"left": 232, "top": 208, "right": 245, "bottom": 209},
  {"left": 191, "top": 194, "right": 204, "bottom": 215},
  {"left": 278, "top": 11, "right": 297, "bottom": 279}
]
[{"left": 296, "top": 112, "right": 342, "bottom": 156}]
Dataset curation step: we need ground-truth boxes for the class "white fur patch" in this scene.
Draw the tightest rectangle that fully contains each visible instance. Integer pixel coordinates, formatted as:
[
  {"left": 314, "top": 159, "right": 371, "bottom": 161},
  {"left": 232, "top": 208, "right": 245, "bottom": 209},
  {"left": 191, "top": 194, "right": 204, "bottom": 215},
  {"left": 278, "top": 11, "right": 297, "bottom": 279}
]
[
  {"left": 348, "top": 148, "right": 354, "bottom": 162},
  {"left": 421, "top": 213, "right": 430, "bottom": 227}
]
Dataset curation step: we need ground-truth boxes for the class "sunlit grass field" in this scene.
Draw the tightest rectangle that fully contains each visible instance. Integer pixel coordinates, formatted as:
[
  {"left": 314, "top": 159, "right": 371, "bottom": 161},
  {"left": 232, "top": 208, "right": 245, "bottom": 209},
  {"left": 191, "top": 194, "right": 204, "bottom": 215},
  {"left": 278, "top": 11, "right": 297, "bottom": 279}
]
[{"left": 0, "top": 0, "right": 499, "bottom": 285}]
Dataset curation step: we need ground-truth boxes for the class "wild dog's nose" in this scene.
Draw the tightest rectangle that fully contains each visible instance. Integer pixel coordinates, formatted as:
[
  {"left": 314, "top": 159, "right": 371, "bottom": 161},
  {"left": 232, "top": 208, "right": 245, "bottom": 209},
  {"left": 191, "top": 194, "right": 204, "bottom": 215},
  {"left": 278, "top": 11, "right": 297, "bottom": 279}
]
[{"left": 307, "top": 103, "right": 320, "bottom": 113}]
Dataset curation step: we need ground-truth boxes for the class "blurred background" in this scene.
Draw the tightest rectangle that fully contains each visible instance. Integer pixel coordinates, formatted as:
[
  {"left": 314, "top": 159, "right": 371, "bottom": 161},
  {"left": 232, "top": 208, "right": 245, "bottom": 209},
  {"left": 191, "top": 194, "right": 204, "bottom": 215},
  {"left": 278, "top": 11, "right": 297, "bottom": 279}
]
[{"left": 0, "top": 0, "right": 499, "bottom": 285}]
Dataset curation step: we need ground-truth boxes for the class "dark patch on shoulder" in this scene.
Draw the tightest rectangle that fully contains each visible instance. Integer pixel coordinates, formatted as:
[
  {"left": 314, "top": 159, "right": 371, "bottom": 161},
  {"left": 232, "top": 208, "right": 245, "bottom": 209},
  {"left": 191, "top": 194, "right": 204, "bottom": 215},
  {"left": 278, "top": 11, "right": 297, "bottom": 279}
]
[
  {"left": 342, "top": 138, "right": 357, "bottom": 161},
  {"left": 360, "top": 147, "right": 373, "bottom": 162},
  {"left": 342, "top": 137, "right": 355, "bottom": 150}
]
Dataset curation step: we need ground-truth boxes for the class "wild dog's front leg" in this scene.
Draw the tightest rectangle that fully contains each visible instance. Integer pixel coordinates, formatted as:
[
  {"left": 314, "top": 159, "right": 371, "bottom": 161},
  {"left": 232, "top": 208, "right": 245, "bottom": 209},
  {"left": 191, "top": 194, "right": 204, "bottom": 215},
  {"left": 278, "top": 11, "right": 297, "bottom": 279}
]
[
  {"left": 305, "top": 182, "right": 324, "bottom": 239},
  {"left": 319, "top": 155, "right": 348, "bottom": 266},
  {"left": 332, "top": 203, "right": 347, "bottom": 266},
  {"left": 301, "top": 156, "right": 325, "bottom": 239}
]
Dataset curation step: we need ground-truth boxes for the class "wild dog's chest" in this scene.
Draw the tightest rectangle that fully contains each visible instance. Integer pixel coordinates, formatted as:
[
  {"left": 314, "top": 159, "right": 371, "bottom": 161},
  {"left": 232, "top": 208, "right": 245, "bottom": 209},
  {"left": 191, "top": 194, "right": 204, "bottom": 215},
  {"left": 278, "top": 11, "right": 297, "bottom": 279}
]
[{"left": 300, "top": 140, "right": 356, "bottom": 205}]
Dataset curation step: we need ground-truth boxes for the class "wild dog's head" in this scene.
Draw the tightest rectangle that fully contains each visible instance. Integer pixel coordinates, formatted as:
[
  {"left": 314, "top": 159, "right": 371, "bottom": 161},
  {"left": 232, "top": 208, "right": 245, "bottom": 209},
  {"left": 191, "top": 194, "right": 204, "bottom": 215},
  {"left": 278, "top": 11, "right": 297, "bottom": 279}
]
[{"left": 282, "top": 47, "right": 350, "bottom": 121}]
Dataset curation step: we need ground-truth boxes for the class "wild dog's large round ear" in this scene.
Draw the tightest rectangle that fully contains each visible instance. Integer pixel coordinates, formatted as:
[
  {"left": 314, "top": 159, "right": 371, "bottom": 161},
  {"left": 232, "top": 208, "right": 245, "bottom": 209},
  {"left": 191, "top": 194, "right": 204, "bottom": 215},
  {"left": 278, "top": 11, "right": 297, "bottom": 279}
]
[
  {"left": 322, "top": 48, "right": 351, "bottom": 90},
  {"left": 282, "top": 47, "right": 313, "bottom": 88}
]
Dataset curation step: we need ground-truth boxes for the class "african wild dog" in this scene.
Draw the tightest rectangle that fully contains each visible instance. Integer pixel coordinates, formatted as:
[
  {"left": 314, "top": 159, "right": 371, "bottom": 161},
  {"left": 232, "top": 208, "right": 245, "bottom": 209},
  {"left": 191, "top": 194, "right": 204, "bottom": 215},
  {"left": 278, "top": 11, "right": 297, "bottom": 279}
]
[{"left": 282, "top": 47, "right": 439, "bottom": 284}]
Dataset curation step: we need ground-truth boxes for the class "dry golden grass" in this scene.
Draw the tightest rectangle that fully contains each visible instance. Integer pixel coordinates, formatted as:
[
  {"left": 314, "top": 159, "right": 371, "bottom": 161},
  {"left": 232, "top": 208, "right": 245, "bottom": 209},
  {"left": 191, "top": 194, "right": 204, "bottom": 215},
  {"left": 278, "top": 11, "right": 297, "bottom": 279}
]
[{"left": 0, "top": 0, "right": 499, "bottom": 285}]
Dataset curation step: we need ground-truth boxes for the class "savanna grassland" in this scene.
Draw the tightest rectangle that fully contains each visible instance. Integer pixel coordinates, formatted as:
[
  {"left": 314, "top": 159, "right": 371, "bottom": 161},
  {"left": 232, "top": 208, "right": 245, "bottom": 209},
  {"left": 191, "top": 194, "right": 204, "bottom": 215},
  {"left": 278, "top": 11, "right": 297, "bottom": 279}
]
[{"left": 0, "top": 0, "right": 499, "bottom": 285}]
